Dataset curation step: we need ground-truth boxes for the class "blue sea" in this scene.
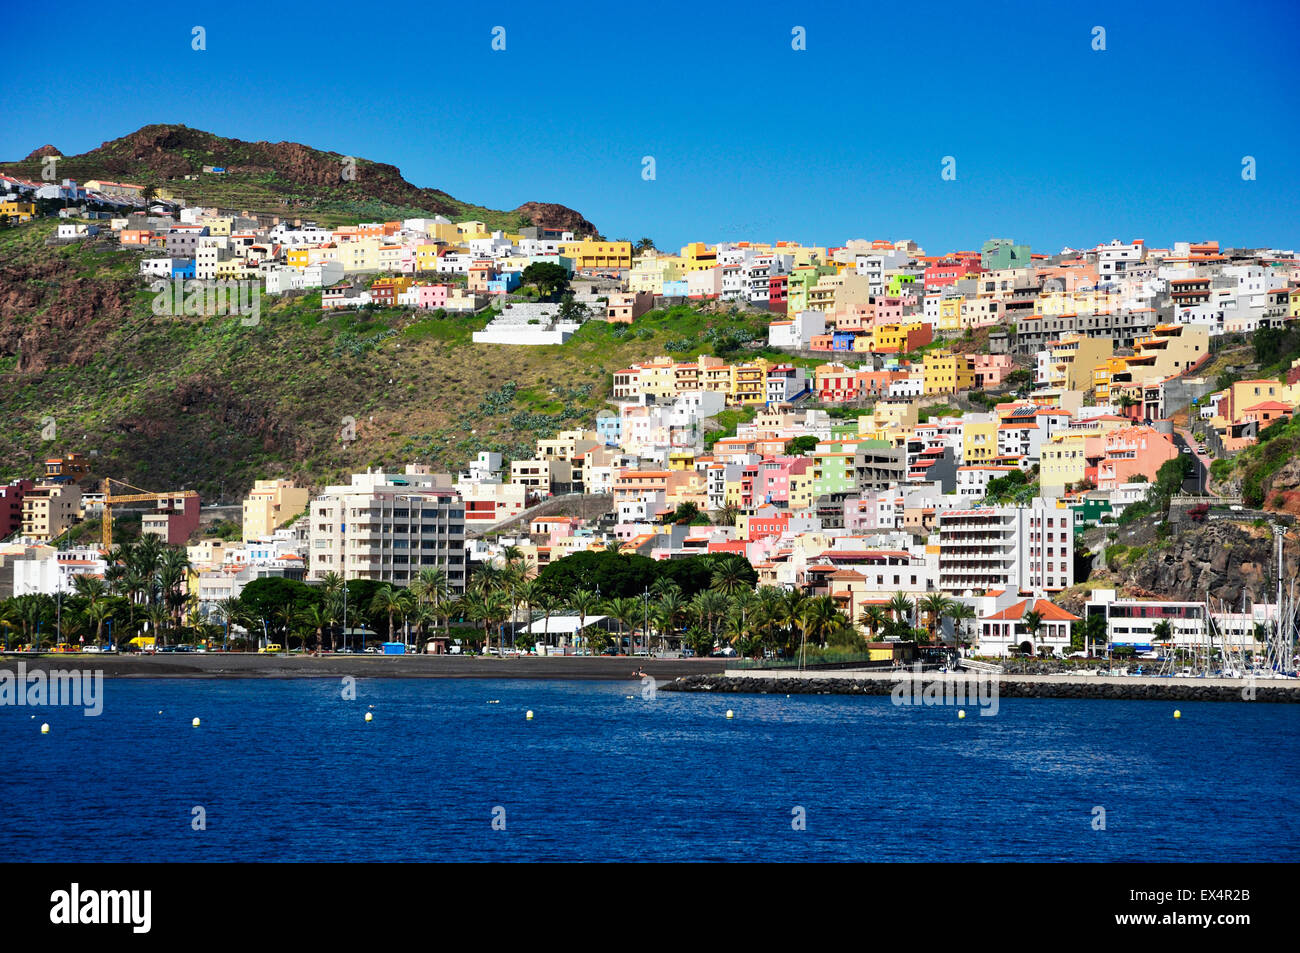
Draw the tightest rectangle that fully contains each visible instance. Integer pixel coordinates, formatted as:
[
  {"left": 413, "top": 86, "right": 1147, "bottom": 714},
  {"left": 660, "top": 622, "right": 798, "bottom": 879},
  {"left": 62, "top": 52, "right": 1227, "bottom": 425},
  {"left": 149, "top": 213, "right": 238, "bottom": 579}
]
[{"left": 2, "top": 677, "right": 1297, "bottom": 862}]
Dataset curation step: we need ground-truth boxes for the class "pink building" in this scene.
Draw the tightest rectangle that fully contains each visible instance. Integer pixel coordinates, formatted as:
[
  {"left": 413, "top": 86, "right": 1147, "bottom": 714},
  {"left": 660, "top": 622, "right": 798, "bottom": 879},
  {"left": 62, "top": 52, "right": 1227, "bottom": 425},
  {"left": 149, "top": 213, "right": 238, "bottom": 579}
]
[
  {"left": 414, "top": 284, "right": 451, "bottom": 310},
  {"left": 755, "top": 457, "right": 810, "bottom": 506},
  {"left": 970, "top": 353, "right": 1014, "bottom": 388},
  {"left": 1096, "top": 426, "right": 1178, "bottom": 489}
]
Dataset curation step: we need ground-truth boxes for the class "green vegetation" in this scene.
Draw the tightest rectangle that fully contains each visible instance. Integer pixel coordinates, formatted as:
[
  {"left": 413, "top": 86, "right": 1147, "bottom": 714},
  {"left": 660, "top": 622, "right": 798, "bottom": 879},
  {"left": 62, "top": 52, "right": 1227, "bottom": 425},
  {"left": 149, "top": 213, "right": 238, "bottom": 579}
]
[
  {"left": 784, "top": 435, "right": 819, "bottom": 456},
  {"left": 981, "top": 468, "right": 1039, "bottom": 505},
  {"left": 917, "top": 404, "right": 963, "bottom": 423},
  {"left": 0, "top": 220, "right": 769, "bottom": 498},
  {"left": 703, "top": 406, "right": 758, "bottom": 450}
]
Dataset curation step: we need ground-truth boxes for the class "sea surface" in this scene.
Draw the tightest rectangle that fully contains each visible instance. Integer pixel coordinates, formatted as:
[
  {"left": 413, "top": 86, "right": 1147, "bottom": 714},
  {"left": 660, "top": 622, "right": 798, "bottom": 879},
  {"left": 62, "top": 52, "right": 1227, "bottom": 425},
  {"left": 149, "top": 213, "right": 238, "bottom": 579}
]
[{"left": 3, "top": 677, "right": 1297, "bottom": 862}]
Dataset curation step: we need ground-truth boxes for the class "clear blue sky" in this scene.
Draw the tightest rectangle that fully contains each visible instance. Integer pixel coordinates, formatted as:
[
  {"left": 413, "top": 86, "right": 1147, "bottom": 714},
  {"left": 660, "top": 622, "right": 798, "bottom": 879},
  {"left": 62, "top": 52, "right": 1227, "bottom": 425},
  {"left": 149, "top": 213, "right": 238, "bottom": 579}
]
[{"left": 2, "top": 0, "right": 1296, "bottom": 255}]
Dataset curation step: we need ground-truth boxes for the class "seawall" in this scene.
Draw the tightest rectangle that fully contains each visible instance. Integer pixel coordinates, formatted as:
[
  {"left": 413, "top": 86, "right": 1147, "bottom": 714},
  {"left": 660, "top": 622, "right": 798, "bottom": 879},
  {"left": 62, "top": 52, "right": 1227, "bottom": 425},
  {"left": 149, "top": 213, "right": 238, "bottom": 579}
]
[{"left": 662, "top": 670, "right": 1300, "bottom": 703}]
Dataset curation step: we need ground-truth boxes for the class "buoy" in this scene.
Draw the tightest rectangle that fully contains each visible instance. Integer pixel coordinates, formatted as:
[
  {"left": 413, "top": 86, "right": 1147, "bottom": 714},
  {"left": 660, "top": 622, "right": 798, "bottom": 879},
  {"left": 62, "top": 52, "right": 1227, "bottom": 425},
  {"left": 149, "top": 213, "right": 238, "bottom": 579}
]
[
  {"left": 1174, "top": 710, "right": 1181, "bottom": 719},
  {"left": 364, "top": 712, "right": 373, "bottom": 722},
  {"left": 725, "top": 709, "right": 734, "bottom": 719},
  {"left": 40, "top": 723, "right": 49, "bottom": 734},
  {"left": 525, "top": 710, "right": 534, "bottom": 720},
  {"left": 192, "top": 717, "right": 200, "bottom": 727},
  {"left": 958, "top": 709, "right": 966, "bottom": 719}
]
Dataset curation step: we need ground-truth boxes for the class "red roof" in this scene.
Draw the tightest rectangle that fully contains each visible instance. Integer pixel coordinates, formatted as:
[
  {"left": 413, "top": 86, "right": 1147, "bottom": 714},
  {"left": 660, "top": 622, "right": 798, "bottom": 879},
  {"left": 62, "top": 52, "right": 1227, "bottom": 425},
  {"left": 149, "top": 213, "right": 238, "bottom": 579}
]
[{"left": 982, "top": 599, "right": 1079, "bottom": 623}]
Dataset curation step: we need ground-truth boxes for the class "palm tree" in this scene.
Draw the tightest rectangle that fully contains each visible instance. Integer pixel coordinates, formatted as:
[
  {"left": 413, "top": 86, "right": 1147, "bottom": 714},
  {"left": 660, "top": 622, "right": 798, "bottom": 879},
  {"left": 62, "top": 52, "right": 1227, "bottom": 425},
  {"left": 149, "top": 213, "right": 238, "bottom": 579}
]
[
  {"left": 214, "top": 597, "right": 249, "bottom": 650},
  {"left": 85, "top": 600, "right": 113, "bottom": 650},
  {"left": 302, "top": 604, "right": 335, "bottom": 654},
  {"left": 463, "top": 588, "right": 508, "bottom": 653},
  {"left": 370, "top": 585, "right": 404, "bottom": 644},
  {"left": 273, "top": 603, "right": 300, "bottom": 650},
  {"left": 567, "top": 589, "right": 602, "bottom": 654},
  {"left": 157, "top": 547, "right": 191, "bottom": 636},
  {"left": 1022, "top": 608, "right": 1045, "bottom": 656},
  {"left": 859, "top": 604, "right": 889, "bottom": 642},
  {"left": 918, "top": 593, "right": 953, "bottom": 645},
  {"left": 949, "top": 602, "right": 977, "bottom": 657},
  {"left": 608, "top": 596, "right": 643, "bottom": 655},
  {"left": 887, "top": 592, "right": 915, "bottom": 638},
  {"left": 654, "top": 589, "right": 686, "bottom": 654},
  {"left": 144, "top": 602, "right": 170, "bottom": 648},
  {"left": 515, "top": 579, "right": 543, "bottom": 648},
  {"left": 709, "top": 555, "right": 750, "bottom": 597},
  {"left": 690, "top": 589, "right": 729, "bottom": 646}
]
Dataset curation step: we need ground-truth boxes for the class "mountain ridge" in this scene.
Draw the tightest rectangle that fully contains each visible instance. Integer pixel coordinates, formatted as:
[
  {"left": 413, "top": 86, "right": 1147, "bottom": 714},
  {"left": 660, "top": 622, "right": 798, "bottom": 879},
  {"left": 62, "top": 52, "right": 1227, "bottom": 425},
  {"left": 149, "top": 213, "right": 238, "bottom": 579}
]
[{"left": 0, "top": 123, "right": 600, "bottom": 235}]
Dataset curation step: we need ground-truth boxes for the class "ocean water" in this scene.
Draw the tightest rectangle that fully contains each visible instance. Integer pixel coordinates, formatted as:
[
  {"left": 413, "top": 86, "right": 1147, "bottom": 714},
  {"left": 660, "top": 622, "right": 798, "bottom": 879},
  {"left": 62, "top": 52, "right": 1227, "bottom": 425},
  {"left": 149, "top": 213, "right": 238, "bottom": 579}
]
[{"left": 2, "top": 677, "right": 1296, "bottom": 862}]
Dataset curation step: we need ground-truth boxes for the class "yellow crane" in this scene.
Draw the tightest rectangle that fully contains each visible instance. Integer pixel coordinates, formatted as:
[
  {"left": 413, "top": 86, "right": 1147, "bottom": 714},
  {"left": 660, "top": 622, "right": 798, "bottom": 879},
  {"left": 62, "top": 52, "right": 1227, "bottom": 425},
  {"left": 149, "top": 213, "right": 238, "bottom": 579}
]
[{"left": 101, "top": 478, "right": 199, "bottom": 551}]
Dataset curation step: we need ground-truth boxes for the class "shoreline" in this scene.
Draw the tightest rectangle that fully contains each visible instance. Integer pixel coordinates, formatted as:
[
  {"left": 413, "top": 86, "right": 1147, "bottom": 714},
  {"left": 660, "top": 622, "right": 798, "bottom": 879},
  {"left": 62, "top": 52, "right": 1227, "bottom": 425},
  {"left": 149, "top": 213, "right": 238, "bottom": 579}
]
[
  {"left": 0, "top": 653, "right": 725, "bottom": 680},
  {"left": 663, "top": 670, "right": 1300, "bottom": 703}
]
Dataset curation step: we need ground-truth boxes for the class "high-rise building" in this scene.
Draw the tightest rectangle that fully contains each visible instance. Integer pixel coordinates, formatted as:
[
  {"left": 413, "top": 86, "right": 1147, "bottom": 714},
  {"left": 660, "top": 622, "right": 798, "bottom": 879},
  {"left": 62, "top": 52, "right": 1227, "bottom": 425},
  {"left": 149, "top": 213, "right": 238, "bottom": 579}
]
[
  {"left": 308, "top": 468, "right": 466, "bottom": 590},
  {"left": 936, "top": 500, "right": 1074, "bottom": 594}
]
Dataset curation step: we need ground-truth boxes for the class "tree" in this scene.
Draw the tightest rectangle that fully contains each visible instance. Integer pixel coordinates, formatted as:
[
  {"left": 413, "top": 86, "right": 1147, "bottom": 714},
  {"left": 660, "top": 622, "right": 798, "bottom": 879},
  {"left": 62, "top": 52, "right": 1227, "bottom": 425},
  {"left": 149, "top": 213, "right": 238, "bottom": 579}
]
[
  {"left": 783, "top": 435, "right": 819, "bottom": 456},
  {"left": 859, "top": 605, "right": 889, "bottom": 642},
  {"left": 949, "top": 602, "right": 977, "bottom": 656},
  {"left": 566, "top": 589, "right": 602, "bottom": 653},
  {"left": 370, "top": 585, "right": 405, "bottom": 643},
  {"left": 887, "top": 592, "right": 915, "bottom": 638},
  {"left": 1152, "top": 619, "right": 1173, "bottom": 646},
  {"left": 918, "top": 593, "right": 954, "bottom": 645},
  {"left": 520, "top": 261, "right": 570, "bottom": 299},
  {"left": 709, "top": 555, "right": 751, "bottom": 598},
  {"left": 668, "top": 501, "right": 701, "bottom": 525},
  {"left": 633, "top": 237, "right": 656, "bottom": 254},
  {"left": 1022, "top": 609, "right": 1045, "bottom": 655}
]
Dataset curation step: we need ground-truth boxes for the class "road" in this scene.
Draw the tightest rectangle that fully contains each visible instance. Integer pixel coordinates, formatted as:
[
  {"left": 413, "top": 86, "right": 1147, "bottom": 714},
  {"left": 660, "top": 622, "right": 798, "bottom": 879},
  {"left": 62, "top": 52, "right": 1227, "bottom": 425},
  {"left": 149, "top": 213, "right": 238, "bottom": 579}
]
[{"left": 1172, "top": 426, "right": 1211, "bottom": 494}]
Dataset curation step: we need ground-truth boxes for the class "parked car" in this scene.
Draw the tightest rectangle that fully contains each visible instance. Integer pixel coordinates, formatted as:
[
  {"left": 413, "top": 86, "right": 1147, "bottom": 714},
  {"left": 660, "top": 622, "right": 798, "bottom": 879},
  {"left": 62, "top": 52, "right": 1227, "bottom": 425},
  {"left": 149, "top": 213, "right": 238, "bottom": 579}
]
[{"left": 258, "top": 643, "right": 283, "bottom": 654}]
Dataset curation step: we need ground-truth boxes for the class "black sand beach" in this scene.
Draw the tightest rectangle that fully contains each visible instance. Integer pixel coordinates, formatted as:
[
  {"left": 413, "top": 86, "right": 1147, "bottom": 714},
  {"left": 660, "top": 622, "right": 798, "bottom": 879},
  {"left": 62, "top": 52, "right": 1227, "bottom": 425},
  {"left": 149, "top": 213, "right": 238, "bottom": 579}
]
[{"left": 0, "top": 653, "right": 727, "bottom": 680}]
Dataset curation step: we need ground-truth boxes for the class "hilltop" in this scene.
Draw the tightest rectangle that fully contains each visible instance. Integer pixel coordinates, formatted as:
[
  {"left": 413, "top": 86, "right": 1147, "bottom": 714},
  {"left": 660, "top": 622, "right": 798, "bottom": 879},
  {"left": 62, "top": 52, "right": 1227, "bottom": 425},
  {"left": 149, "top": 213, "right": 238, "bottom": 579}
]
[{"left": 0, "top": 124, "right": 599, "bottom": 234}]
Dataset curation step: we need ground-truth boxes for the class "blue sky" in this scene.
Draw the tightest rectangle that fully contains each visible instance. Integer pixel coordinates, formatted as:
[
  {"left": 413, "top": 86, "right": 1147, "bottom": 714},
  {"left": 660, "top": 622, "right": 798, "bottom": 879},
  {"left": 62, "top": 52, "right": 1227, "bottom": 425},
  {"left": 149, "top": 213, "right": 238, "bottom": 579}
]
[{"left": 2, "top": 0, "right": 1297, "bottom": 255}]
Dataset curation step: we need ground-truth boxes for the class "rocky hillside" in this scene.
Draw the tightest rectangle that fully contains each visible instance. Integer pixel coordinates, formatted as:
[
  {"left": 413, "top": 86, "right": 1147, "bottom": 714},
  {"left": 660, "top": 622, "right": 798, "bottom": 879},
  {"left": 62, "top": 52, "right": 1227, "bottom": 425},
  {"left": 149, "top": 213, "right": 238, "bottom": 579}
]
[
  {"left": 1085, "top": 516, "right": 1298, "bottom": 607},
  {"left": 1, "top": 124, "right": 599, "bottom": 234}
]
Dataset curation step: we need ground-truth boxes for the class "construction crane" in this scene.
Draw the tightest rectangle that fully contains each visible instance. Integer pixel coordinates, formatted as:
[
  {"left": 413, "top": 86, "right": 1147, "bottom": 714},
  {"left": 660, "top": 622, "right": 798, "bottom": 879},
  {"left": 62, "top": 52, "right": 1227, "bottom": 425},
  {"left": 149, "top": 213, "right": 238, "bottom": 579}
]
[{"left": 101, "top": 478, "right": 199, "bottom": 551}]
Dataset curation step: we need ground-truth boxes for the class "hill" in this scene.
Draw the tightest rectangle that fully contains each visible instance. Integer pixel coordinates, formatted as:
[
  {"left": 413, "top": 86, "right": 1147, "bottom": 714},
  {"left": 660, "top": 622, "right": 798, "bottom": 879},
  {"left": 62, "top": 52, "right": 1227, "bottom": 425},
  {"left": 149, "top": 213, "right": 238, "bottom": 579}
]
[
  {"left": 0, "top": 123, "right": 598, "bottom": 234},
  {"left": 0, "top": 219, "right": 771, "bottom": 503}
]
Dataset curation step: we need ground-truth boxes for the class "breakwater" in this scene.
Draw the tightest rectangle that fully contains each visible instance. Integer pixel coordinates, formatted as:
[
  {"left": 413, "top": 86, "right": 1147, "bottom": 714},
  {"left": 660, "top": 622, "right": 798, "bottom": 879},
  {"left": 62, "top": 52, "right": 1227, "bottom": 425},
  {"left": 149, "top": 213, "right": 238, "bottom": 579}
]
[{"left": 663, "top": 671, "right": 1300, "bottom": 703}]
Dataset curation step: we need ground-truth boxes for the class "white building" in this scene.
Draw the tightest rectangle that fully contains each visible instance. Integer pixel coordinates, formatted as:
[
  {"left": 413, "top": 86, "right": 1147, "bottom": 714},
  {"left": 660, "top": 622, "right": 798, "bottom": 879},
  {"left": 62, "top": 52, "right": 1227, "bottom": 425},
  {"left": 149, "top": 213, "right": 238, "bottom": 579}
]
[
  {"left": 308, "top": 468, "right": 466, "bottom": 589},
  {"left": 936, "top": 500, "right": 1075, "bottom": 595}
]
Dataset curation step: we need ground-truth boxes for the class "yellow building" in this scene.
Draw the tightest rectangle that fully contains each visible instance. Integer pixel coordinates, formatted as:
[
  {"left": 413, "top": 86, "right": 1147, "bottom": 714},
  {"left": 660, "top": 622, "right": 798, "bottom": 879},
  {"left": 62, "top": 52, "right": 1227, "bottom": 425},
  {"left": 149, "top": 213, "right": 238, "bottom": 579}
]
[
  {"left": 0, "top": 199, "right": 36, "bottom": 222},
  {"left": 869, "top": 321, "right": 929, "bottom": 352},
  {"left": 628, "top": 255, "right": 685, "bottom": 294},
  {"left": 788, "top": 468, "right": 817, "bottom": 510},
  {"left": 731, "top": 361, "right": 770, "bottom": 406},
  {"left": 242, "top": 480, "right": 311, "bottom": 541},
  {"left": 922, "top": 349, "right": 975, "bottom": 395},
  {"left": 962, "top": 418, "right": 998, "bottom": 464},
  {"left": 1041, "top": 334, "right": 1113, "bottom": 391},
  {"left": 559, "top": 239, "right": 632, "bottom": 271},
  {"left": 936, "top": 295, "right": 964, "bottom": 332},
  {"left": 1039, "top": 432, "right": 1092, "bottom": 494}
]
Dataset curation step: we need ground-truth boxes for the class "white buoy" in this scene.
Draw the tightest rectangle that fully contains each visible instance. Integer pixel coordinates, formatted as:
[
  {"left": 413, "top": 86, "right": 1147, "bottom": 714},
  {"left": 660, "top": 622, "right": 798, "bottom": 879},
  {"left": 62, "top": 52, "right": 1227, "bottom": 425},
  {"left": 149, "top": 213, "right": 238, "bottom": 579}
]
[
  {"left": 725, "top": 709, "right": 734, "bottom": 719},
  {"left": 364, "top": 711, "right": 373, "bottom": 722},
  {"left": 1174, "top": 709, "right": 1181, "bottom": 719},
  {"left": 40, "top": 723, "right": 49, "bottom": 734},
  {"left": 958, "top": 709, "right": 966, "bottom": 719},
  {"left": 525, "top": 710, "right": 534, "bottom": 720},
  {"left": 191, "top": 717, "right": 200, "bottom": 727}
]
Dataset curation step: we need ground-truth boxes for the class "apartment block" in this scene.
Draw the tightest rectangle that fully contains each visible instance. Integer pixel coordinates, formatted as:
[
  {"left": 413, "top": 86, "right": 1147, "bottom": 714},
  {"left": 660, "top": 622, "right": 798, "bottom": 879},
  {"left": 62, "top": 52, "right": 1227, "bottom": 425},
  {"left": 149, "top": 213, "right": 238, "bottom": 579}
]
[{"left": 308, "top": 469, "right": 466, "bottom": 590}]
